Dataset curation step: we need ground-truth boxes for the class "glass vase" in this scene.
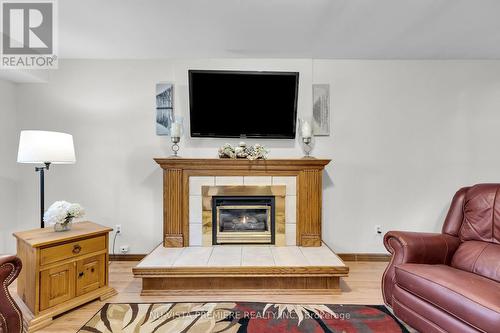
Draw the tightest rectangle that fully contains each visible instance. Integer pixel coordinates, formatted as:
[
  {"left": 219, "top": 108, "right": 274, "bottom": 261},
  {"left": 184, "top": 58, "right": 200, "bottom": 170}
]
[{"left": 54, "top": 218, "right": 73, "bottom": 232}]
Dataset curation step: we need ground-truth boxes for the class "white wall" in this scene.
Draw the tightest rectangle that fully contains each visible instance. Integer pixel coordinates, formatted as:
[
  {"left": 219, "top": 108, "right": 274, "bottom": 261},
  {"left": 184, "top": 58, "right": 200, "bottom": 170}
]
[
  {"left": 0, "top": 79, "right": 19, "bottom": 254},
  {"left": 9, "top": 59, "right": 500, "bottom": 254},
  {"left": 314, "top": 60, "right": 500, "bottom": 252}
]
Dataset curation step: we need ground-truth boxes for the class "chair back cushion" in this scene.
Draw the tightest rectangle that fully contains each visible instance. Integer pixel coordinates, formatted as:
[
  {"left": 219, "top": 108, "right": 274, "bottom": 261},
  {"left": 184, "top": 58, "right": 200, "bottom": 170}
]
[
  {"left": 449, "top": 184, "right": 500, "bottom": 243},
  {"left": 451, "top": 240, "right": 500, "bottom": 282},
  {"left": 445, "top": 184, "right": 500, "bottom": 281}
]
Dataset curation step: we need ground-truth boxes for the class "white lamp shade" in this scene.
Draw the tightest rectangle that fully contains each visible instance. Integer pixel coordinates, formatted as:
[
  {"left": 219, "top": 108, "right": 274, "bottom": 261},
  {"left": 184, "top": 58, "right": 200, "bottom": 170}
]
[{"left": 17, "top": 130, "right": 76, "bottom": 164}]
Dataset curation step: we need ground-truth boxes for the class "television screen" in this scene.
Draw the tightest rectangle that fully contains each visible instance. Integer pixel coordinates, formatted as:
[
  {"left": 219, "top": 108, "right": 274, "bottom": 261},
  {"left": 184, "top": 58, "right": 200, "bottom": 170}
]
[{"left": 189, "top": 70, "right": 299, "bottom": 139}]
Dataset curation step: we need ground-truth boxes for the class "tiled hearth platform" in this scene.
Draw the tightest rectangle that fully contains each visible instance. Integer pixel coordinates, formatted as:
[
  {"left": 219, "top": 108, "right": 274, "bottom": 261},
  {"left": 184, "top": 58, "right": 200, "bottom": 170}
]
[{"left": 133, "top": 244, "right": 348, "bottom": 295}]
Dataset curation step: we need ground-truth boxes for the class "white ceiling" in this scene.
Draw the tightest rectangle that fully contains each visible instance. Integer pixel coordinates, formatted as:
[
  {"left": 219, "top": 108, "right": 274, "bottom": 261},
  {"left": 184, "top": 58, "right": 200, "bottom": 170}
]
[{"left": 29, "top": 0, "right": 500, "bottom": 59}]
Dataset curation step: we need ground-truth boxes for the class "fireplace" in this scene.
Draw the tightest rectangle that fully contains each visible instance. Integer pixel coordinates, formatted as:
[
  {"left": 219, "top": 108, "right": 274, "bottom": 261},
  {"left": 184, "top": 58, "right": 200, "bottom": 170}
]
[
  {"left": 213, "top": 196, "right": 275, "bottom": 245},
  {"left": 202, "top": 185, "right": 286, "bottom": 246}
]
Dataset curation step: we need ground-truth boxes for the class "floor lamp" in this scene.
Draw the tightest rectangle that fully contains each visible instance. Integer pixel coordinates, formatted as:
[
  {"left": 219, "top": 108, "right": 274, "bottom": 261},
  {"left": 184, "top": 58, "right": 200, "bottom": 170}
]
[{"left": 17, "top": 130, "right": 76, "bottom": 228}]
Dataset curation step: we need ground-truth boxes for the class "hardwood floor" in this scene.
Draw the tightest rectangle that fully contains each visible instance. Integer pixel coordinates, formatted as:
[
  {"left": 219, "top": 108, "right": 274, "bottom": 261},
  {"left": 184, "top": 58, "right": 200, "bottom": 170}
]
[{"left": 11, "top": 260, "right": 388, "bottom": 332}]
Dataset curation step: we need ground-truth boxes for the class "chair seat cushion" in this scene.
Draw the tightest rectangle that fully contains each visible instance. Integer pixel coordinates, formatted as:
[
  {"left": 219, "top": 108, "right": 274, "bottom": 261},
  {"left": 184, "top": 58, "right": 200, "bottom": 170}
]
[
  {"left": 451, "top": 241, "right": 500, "bottom": 282},
  {"left": 395, "top": 264, "right": 500, "bottom": 333}
]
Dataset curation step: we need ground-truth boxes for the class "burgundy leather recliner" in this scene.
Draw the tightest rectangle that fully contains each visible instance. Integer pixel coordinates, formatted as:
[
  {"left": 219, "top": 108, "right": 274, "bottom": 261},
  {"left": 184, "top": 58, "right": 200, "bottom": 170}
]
[
  {"left": 382, "top": 184, "right": 500, "bottom": 333},
  {"left": 0, "top": 255, "right": 23, "bottom": 333}
]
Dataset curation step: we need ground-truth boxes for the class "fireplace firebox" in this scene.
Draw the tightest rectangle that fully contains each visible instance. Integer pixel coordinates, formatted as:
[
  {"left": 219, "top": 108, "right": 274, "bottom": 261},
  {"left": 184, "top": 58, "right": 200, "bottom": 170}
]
[{"left": 212, "top": 196, "right": 275, "bottom": 245}]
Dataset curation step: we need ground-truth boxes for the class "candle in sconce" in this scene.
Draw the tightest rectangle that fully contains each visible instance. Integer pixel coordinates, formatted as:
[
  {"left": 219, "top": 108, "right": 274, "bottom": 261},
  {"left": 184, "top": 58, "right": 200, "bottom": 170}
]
[
  {"left": 301, "top": 120, "right": 312, "bottom": 138},
  {"left": 171, "top": 122, "right": 182, "bottom": 137}
]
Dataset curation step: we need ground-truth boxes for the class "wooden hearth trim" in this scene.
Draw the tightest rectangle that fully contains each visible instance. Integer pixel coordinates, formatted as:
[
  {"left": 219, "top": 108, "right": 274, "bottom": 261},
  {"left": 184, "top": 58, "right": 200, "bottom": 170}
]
[
  {"left": 140, "top": 277, "right": 341, "bottom": 294},
  {"left": 133, "top": 265, "right": 349, "bottom": 277},
  {"left": 139, "top": 289, "right": 341, "bottom": 296},
  {"left": 134, "top": 262, "right": 347, "bottom": 294}
]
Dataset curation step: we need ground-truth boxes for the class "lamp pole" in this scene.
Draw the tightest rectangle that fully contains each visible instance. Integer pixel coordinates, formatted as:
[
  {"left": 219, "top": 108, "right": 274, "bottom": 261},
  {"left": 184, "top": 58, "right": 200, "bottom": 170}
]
[{"left": 35, "top": 162, "right": 51, "bottom": 228}]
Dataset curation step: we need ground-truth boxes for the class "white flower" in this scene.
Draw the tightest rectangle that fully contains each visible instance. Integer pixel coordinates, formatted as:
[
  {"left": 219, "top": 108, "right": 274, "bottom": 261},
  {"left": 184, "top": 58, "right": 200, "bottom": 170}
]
[
  {"left": 43, "top": 201, "right": 85, "bottom": 225},
  {"left": 53, "top": 200, "right": 71, "bottom": 211},
  {"left": 68, "top": 203, "right": 85, "bottom": 218}
]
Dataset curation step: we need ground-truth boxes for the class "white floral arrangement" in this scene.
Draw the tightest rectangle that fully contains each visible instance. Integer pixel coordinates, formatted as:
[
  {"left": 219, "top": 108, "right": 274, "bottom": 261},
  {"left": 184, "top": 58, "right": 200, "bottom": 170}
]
[
  {"left": 218, "top": 142, "right": 269, "bottom": 160},
  {"left": 43, "top": 201, "right": 85, "bottom": 226}
]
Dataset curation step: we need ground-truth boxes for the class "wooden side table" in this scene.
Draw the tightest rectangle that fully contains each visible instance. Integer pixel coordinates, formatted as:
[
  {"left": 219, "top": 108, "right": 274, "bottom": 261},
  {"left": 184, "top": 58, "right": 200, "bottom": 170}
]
[{"left": 13, "top": 221, "right": 117, "bottom": 332}]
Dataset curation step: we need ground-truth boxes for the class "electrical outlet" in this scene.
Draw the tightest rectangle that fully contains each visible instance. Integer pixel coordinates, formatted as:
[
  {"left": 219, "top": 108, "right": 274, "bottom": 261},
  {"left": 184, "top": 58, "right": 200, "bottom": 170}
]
[
  {"left": 375, "top": 225, "right": 382, "bottom": 235},
  {"left": 120, "top": 245, "right": 129, "bottom": 254},
  {"left": 115, "top": 224, "right": 122, "bottom": 234}
]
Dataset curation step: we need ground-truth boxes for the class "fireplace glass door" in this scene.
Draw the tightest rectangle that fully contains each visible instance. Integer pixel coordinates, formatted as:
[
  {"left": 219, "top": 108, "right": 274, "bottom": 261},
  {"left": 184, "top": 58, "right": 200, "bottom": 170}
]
[{"left": 213, "top": 196, "right": 275, "bottom": 244}]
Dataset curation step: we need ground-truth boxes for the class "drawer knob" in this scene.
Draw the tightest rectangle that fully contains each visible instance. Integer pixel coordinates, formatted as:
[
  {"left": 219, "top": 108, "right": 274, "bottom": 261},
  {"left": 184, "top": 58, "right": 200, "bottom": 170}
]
[
  {"left": 72, "top": 244, "right": 82, "bottom": 254},
  {"left": 78, "top": 272, "right": 84, "bottom": 278}
]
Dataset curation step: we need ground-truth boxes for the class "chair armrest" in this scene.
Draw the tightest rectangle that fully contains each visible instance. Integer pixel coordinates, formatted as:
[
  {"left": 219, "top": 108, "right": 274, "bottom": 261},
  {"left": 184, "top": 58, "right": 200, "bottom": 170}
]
[
  {"left": 0, "top": 255, "right": 23, "bottom": 333},
  {"left": 384, "top": 231, "right": 460, "bottom": 265},
  {"left": 0, "top": 255, "right": 22, "bottom": 286},
  {"left": 381, "top": 231, "right": 460, "bottom": 307}
]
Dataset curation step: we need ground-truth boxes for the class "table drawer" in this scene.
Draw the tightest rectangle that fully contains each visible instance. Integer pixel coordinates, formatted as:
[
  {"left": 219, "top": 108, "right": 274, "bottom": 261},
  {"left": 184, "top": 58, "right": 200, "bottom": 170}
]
[{"left": 40, "top": 235, "right": 106, "bottom": 266}]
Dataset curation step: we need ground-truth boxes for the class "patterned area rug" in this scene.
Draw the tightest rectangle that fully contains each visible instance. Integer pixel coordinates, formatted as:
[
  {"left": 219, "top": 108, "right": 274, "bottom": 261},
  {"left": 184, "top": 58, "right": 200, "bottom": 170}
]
[{"left": 79, "top": 302, "right": 409, "bottom": 333}]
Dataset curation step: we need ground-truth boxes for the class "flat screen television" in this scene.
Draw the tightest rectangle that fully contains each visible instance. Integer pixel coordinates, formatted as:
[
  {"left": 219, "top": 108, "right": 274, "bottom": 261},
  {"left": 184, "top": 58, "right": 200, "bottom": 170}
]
[{"left": 189, "top": 70, "right": 299, "bottom": 139}]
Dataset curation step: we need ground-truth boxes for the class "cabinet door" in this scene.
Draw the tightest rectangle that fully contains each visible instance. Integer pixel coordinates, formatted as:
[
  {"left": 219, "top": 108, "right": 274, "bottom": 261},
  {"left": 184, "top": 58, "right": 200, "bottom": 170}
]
[
  {"left": 76, "top": 254, "right": 105, "bottom": 296},
  {"left": 40, "top": 262, "right": 75, "bottom": 311}
]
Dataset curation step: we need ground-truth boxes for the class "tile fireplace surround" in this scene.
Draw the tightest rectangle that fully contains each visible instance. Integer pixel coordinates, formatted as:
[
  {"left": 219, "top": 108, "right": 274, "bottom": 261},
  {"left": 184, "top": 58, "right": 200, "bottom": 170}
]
[{"left": 154, "top": 158, "right": 331, "bottom": 247}]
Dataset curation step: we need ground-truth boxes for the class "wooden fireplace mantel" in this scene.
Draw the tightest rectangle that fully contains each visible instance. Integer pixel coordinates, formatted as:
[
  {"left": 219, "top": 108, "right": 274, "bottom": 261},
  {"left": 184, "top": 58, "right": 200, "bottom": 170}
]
[{"left": 155, "top": 157, "right": 331, "bottom": 247}]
